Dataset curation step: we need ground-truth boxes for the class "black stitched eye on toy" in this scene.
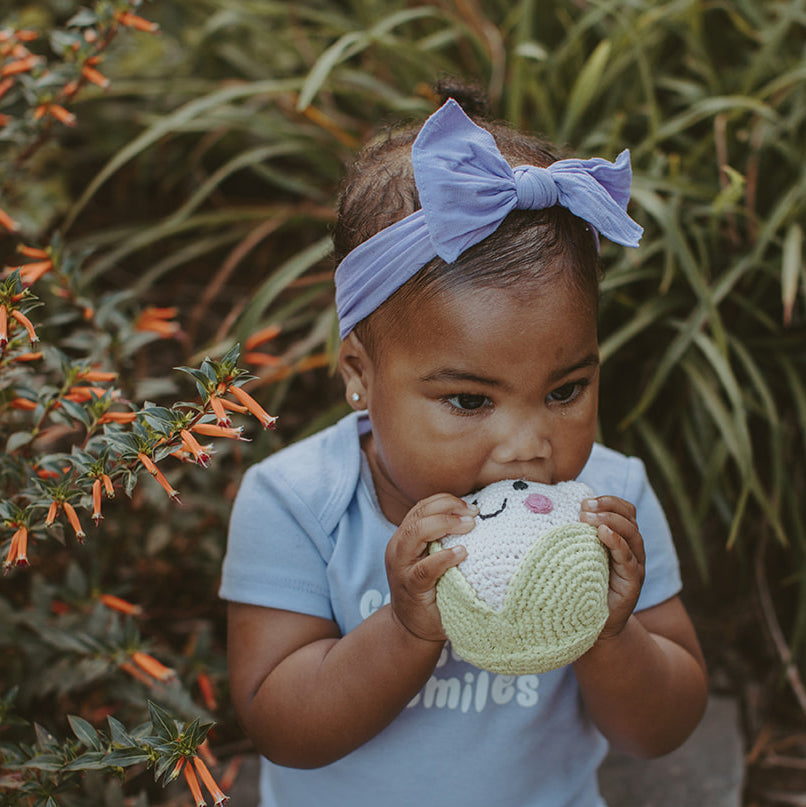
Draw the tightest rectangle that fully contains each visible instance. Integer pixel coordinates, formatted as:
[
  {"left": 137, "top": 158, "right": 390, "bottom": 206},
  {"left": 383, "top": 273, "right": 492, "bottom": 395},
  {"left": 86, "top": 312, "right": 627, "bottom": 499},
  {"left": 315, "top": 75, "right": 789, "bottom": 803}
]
[{"left": 513, "top": 480, "right": 528, "bottom": 490}]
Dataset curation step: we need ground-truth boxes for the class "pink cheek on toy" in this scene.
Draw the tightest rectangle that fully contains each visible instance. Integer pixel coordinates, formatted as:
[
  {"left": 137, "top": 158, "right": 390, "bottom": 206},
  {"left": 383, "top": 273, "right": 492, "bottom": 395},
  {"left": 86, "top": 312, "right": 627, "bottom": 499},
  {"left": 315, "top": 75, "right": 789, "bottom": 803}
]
[{"left": 524, "top": 494, "right": 553, "bottom": 514}]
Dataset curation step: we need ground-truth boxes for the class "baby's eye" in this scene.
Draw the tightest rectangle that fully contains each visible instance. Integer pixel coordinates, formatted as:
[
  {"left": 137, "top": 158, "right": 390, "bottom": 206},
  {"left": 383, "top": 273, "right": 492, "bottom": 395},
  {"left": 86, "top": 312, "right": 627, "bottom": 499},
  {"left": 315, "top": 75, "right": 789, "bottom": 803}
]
[
  {"left": 547, "top": 381, "right": 585, "bottom": 404},
  {"left": 444, "top": 393, "right": 492, "bottom": 412}
]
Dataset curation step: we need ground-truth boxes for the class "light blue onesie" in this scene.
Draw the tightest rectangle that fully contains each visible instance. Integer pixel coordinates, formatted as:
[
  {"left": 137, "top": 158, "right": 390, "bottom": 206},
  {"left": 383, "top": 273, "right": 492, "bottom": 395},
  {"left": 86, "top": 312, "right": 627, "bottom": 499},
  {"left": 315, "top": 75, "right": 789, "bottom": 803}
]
[{"left": 219, "top": 412, "right": 682, "bottom": 807}]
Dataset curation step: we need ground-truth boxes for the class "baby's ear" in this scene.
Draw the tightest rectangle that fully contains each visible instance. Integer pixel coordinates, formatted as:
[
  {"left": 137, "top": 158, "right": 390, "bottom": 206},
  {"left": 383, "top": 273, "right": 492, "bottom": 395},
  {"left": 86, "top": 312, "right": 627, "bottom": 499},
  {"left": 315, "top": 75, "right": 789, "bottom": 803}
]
[{"left": 338, "top": 331, "right": 371, "bottom": 409}]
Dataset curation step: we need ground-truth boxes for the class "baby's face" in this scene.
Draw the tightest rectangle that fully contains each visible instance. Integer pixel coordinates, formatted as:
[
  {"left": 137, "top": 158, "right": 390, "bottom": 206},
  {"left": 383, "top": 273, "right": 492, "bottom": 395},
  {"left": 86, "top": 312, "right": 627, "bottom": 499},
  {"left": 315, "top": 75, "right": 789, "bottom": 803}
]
[{"left": 359, "top": 276, "right": 599, "bottom": 525}]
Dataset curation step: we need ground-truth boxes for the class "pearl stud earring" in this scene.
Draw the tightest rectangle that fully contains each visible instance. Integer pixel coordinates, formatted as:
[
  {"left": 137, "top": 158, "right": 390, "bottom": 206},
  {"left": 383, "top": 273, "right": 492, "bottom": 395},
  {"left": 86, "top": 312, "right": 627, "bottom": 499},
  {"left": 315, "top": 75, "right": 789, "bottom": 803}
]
[{"left": 351, "top": 392, "right": 361, "bottom": 403}]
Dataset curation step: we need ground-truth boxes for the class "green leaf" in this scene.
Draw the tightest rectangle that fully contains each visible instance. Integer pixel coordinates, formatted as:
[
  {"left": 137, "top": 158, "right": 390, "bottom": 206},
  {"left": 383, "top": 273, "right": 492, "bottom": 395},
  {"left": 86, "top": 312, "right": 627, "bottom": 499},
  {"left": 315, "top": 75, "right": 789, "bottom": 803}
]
[
  {"left": 782, "top": 222, "right": 803, "bottom": 326},
  {"left": 297, "top": 7, "right": 439, "bottom": 110},
  {"left": 64, "top": 78, "right": 302, "bottom": 232},
  {"left": 219, "top": 342, "right": 241, "bottom": 368},
  {"left": 107, "top": 716, "right": 135, "bottom": 748},
  {"left": 102, "top": 748, "right": 151, "bottom": 768},
  {"left": 65, "top": 9, "right": 98, "bottom": 26},
  {"left": 67, "top": 715, "right": 101, "bottom": 751},
  {"left": 635, "top": 418, "right": 708, "bottom": 579},
  {"left": 561, "top": 39, "right": 612, "bottom": 141},
  {"left": 175, "top": 366, "right": 214, "bottom": 388},
  {"left": 147, "top": 702, "right": 179, "bottom": 741},
  {"left": 155, "top": 752, "right": 180, "bottom": 784},
  {"left": 6, "top": 432, "right": 34, "bottom": 453},
  {"left": 235, "top": 236, "right": 332, "bottom": 342},
  {"left": 63, "top": 751, "right": 109, "bottom": 771},
  {"left": 33, "top": 724, "right": 59, "bottom": 751},
  {"left": 58, "top": 398, "right": 93, "bottom": 428},
  {"left": 21, "top": 754, "right": 64, "bottom": 771}
]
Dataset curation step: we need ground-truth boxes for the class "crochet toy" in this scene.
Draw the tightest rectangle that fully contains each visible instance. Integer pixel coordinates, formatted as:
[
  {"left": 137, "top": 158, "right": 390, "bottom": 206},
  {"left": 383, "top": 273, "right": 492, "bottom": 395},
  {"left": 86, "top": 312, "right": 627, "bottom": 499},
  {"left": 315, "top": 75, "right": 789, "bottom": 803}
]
[{"left": 431, "top": 479, "right": 610, "bottom": 675}]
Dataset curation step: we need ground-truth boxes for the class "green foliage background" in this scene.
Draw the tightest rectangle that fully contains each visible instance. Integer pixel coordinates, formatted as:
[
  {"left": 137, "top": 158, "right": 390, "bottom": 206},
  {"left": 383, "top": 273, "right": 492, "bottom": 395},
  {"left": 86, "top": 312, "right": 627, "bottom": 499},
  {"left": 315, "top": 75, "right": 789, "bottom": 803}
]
[{"left": 1, "top": 0, "right": 805, "bottom": 803}]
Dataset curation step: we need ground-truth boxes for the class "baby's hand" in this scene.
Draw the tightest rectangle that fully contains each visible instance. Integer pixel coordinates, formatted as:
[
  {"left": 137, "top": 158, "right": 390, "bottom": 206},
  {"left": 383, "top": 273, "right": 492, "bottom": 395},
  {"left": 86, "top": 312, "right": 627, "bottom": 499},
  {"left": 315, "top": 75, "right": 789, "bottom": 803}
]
[
  {"left": 385, "top": 493, "right": 477, "bottom": 642},
  {"left": 580, "top": 496, "right": 645, "bottom": 640}
]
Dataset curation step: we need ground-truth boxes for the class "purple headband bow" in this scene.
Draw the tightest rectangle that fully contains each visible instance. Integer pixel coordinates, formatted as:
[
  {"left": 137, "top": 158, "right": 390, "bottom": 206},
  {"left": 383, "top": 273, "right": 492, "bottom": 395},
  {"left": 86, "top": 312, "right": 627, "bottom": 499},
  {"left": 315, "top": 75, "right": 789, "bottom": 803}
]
[{"left": 335, "top": 98, "right": 643, "bottom": 338}]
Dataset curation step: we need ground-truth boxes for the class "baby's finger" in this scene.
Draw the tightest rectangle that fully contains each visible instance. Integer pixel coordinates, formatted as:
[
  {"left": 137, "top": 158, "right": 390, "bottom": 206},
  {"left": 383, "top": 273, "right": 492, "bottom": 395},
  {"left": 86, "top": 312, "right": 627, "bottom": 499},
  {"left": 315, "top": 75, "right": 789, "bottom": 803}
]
[
  {"left": 597, "top": 523, "right": 642, "bottom": 570},
  {"left": 410, "top": 543, "right": 468, "bottom": 590},
  {"left": 580, "top": 504, "right": 645, "bottom": 565},
  {"left": 589, "top": 514, "right": 643, "bottom": 561},
  {"left": 394, "top": 495, "right": 477, "bottom": 553},
  {"left": 581, "top": 495, "right": 636, "bottom": 521}
]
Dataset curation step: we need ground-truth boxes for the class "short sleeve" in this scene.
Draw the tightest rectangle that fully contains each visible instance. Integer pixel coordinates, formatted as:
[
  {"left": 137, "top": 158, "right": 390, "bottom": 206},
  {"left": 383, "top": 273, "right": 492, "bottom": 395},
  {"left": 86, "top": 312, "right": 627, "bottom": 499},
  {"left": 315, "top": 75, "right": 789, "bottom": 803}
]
[
  {"left": 218, "top": 461, "right": 335, "bottom": 620},
  {"left": 579, "top": 445, "right": 682, "bottom": 612},
  {"left": 620, "top": 455, "right": 682, "bottom": 611}
]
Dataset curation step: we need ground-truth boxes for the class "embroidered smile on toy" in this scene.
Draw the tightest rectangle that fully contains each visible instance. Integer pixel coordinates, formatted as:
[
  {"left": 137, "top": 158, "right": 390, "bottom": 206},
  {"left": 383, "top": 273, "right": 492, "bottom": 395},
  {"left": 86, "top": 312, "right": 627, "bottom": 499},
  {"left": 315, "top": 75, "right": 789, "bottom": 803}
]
[{"left": 431, "top": 479, "right": 610, "bottom": 675}]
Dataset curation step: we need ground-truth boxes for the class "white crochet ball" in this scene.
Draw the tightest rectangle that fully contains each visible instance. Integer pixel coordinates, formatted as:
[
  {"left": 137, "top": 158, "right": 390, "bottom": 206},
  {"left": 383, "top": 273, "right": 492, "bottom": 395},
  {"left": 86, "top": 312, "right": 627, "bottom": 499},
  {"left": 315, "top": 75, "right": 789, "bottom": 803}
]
[{"left": 431, "top": 479, "right": 610, "bottom": 675}]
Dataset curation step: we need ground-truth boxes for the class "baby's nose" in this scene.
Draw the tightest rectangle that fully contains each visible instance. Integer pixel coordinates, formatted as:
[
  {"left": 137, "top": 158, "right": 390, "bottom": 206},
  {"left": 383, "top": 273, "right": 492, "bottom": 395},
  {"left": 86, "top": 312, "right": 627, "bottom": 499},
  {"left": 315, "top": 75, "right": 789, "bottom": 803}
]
[{"left": 524, "top": 493, "right": 553, "bottom": 514}]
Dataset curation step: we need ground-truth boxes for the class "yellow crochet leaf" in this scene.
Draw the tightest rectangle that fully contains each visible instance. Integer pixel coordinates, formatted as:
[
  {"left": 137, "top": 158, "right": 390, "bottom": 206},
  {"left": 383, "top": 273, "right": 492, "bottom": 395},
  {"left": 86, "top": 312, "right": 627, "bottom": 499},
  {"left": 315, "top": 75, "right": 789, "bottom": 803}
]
[{"left": 432, "top": 522, "right": 609, "bottom": 675}]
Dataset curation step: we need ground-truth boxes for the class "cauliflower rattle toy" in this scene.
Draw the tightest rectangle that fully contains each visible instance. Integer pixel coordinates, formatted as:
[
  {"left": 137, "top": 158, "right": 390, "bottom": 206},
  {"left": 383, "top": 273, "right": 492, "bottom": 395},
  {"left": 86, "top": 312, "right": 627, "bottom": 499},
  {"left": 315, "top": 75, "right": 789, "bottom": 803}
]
[{"left": 431, "top": 479, "right": 610, "bottom": 675}]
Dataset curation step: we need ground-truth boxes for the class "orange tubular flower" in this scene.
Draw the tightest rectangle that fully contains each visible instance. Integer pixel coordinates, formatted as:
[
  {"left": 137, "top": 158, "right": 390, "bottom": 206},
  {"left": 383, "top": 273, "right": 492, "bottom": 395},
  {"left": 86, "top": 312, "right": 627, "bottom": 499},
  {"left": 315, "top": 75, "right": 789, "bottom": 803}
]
[
  {"left": 0, "top": 207, "right": 19, "bottom": 232},
  {"left": 137, "top": 452, "right": 181, "bottom": 503},
  {"left": 120, "top": 660, "right": 153, "bottom": 686},
  {"left": 194, "top": 756, "right": 228, "bottom": 806},
  {"left": 101, "top": 473, "right": 115, "bottom": 498},
  {"left": 227, "top": 386, "right": 277, "bottom": 429},
  {"left": 4, "top": 525, "right": 29, "bottom": 569},
  {"left": 115, "top": 11, "right": 160, "bottom": 32},
  {"left": 0, "top": 77, "right": 14, "bottom": 99},
  {"left": 17, "top": 259, "right": 53, "bottom": 284},
  {"left": 192, "top": 423, "right": 247, "bottom": 441},
  {"left": 0, "top": 305, "right": 7, "bottom": 348},
  {"left": 183, "top": 762, "right": 207, "bottom": 807},
  {"left": 13, "top": 351, "right": 43, "bottom": 362},
  {"left": 131, "top": 650, "right": 175, "bottom": 682},
  {"left": 137, "top": 451, "right": 158, "bottom": 475},
  {"left": 219, "top": 397, "right": 248, "bottom": 414},
  {"left": 208, "top": 395, "right": 230, "bottom": 427},
  {"left": 64, "top": 385, "right": 107, "bottom": 403},
  {"left": 81, "top": 64, "right": 109, "bottom": 88},
  {"left": 3, "top": 258, "right": 53, "bottom": 286},
  {"left": 92, "top": 479, "right": 103, "bottom": 525},
  {"left": 218, "top": 757, "right": 242, "bottom": 794},
  {"left": 10, "top": 309, "right": 37, "bottom": 344},
  {"left": 78, "top": 368, "right": 118, "bottom": 382},
  {"left": 196, "top": 671, "right": 218, "bottom": 711},
  {"left": 180, "top": 429, "right": 211, "bottom": 467},
  {"left": 243, "top": 352, "right": 283, "bottom": 368},
  {"left": 98, "top": 410, "right": 137, "bottom": 424},
  {"left": 62, "top": 501, "right": 85, "bottom": 541},
  {"left": 1, "top": 55, "right": 39, "bottom": 76},
  {"left": 45, "top": 104, "right": 77, "bottom": 126},
  {"left": 244, "top": 324, "right": 281, "bottom": 351},
  {"left": 135, "top": 306, "right": 181, "bottom": 338},
  {"left": 17, "top": 244, "right": 48, "bottom": 258},
  {"left": 170, "top": 758, "right": 185, "bottom": 781},
  {"left": 10, "top": 397, "right": 37, "bottom": 410},
  {"left": 100, "top": 594, "right": 143, "bottom": 616},
  {"left": 45, "top": 501, "right": 59, "bottom": 527}
]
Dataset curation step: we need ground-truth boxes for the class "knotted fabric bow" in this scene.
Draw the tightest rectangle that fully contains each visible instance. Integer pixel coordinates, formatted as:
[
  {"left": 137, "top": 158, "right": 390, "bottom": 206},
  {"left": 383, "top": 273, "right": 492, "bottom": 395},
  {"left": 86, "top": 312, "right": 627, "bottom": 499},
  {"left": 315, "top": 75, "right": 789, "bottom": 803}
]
[{"left": 335, "top": 98, "right": 643, "bottom": 338}]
